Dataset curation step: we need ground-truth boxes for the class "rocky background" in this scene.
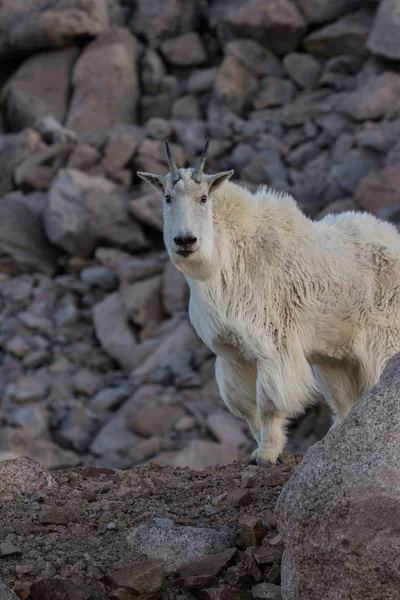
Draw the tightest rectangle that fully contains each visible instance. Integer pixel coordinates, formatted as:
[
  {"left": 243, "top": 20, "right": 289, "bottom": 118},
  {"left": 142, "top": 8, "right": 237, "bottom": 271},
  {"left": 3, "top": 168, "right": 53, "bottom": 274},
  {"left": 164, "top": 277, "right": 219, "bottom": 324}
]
[{"left": 1, "top": 0, "right": 400, "bottom": 473}]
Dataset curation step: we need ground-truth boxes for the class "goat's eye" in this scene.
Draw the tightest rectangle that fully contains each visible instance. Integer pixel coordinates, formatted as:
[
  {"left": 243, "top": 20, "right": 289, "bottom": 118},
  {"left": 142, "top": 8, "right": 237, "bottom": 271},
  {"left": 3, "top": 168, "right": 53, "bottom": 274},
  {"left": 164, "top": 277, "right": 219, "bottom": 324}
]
[
  {"left": 200, "top": 195, "right": 207, "bottom": 204},
  {"left": 165, "top": 195, "right": 171, "bottom": 204}
]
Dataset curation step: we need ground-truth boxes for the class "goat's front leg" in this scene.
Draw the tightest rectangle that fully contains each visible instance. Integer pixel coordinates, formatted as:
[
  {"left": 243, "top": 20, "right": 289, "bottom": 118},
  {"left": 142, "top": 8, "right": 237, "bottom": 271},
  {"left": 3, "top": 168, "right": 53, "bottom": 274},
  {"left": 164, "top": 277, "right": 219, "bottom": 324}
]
[{"left": 254, "top": 353, "right": 316, "bottom": 465}]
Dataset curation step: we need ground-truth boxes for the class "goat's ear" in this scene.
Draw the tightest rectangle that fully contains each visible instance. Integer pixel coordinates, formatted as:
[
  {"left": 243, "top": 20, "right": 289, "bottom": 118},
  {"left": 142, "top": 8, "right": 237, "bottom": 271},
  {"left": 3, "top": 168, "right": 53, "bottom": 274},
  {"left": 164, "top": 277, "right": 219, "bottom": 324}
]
[
  {"left": 137, "top": 171, "right": 165, "bottom": 193},
  {"left": 206, "top": 170, "right": 234, "bottom": 193}
]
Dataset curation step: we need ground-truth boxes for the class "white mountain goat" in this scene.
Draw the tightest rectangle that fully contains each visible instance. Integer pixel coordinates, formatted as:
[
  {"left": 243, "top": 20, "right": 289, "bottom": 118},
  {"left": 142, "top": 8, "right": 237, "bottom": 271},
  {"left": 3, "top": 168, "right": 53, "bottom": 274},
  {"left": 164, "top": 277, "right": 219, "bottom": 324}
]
[{"left": 137, "top": 139, "right": 400, "bottom": 465}]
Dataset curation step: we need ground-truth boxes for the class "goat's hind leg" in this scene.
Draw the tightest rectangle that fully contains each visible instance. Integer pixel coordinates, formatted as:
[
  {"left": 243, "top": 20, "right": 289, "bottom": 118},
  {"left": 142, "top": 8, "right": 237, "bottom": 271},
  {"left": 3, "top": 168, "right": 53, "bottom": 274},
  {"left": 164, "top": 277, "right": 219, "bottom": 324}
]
[{"left": 313, "top": 360, "right": 366, "bottom": 428}]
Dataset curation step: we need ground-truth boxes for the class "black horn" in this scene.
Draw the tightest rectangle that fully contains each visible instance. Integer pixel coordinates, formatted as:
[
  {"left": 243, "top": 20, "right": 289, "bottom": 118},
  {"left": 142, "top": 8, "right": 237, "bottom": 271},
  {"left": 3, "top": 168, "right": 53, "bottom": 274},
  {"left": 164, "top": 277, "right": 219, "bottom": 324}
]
[
  {"left": 192, "top": 137, "right": 210, "bottom": 183},
  {"left": 165, "top": 139, "right": 180, "bottom": 185}
]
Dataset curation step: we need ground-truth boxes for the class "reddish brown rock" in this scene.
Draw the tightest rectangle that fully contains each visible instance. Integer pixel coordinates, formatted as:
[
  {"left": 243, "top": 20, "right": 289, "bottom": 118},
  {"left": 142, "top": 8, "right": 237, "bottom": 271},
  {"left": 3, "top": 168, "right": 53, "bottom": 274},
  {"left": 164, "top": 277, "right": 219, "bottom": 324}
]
[
  {"left": 238, "top": 515, "right": 267, "bottom": 547},
  {"left": 104, "top": 560, "right": 165, "bottom": 597},
  {"left": 39, "top": 505, "right": 79, "bottom": 525},
  {"left": 129, "top": 404, "right": 186, "bottom": 438},
  {"left": 179, "top": 548, "right": 237, "bottom": 589}
]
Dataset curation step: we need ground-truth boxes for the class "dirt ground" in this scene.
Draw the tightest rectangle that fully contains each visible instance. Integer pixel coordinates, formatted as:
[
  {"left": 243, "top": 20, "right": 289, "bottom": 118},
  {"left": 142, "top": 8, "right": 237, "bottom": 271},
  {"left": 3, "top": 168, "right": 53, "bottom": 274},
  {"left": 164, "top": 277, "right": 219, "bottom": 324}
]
[{"left": 0, "top": 454, "right": 301, "bottom": 599}]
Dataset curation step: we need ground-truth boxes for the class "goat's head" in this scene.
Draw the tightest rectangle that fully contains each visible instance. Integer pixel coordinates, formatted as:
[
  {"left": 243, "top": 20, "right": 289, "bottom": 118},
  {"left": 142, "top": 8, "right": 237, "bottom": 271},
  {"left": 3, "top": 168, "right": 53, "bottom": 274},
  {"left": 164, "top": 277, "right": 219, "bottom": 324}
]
[{"left": 137, "top": 138, "right": 233, "bottom": 277}]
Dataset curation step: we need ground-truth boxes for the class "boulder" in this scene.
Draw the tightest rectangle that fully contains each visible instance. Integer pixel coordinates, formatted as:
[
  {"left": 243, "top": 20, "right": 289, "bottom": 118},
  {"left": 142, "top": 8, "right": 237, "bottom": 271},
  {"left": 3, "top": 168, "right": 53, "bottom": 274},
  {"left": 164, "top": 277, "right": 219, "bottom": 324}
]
[
  {"left": 225, "top": 40, "right": 284, "bottom": 78},
  {"left": 4, "top": 47, "right": 78, "bottom": 132},
  {"left": 367, "top": 0, "right": 400, "bottom": 60},
  {"left": 277, "top": 353, "right": 400, "bottom": 600},
  {"left": 0, "top": 0, "right": 108, "bottom": 57},
  {"left": 213, "top": 55, "right": 258, "bottom": 116},
  {"left": 120, "top": 275, "right": 164, "bottom": 327},
  {"left": 45, "top": 169, "right": 147, "bottom": 256},
  {"left": 355, "top": 163, "right": 400, "bottom": 221},
  {"left": 304, "top": 10, "right": 373, "bottom": 57},
  {"left": 222, "top": 0, "right": 306, "bottom": 56},
  {"left": 0, "top": 197, "right": 58, "bottom": 275},
  {"left": 296, "top": 0, "right": 362, "bottom": 25},
  {"left": 127, "top": 518, "right": 236, "bottom": 572},
  {"left": 341, "top": 73, "right": 400, "bottom": 121},
  {"left": 162, "top": 261, "right": 189, "bottom": 315},
  {"left": 130, "top": 0, "right": 195, "bottom": 43},
  {"left": 129, "top": 192, "right": 164, "bottom": 233},
  {"left": 0, "top": 579, "right": 19, "bottom": 600},
  {"left": 0, "top": 456, "right": 53, "bottom": 496},
  {"left": 93, "top": 292, "right": 139, "bottom": 374},
  {"left": 66, "top": 29, "right": 139, "bottom": 134},
  {"left": 160, "top": 32, "right": 207, "bottom": 67},
  {"left": 104, "top": 560, "right": 165, "bottom": 597},
  {"left": 283, "top": 53, "right": 321, "bottom": 89}
]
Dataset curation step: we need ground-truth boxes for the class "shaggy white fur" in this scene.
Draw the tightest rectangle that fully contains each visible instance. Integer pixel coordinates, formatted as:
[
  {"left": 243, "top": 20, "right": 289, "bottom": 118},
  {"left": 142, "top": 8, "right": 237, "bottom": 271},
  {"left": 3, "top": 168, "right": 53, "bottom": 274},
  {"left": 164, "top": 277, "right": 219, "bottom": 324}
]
[{"left": 138, "top": 167, "right": 400, "bottom": 464}]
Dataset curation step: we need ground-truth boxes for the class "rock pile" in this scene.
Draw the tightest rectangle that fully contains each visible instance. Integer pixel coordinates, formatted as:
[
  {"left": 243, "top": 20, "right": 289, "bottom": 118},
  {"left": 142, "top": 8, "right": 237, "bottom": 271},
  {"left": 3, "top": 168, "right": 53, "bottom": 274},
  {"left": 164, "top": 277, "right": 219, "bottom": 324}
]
[{"left": 1, "top": 0, "right": 400, "bottom": 469}]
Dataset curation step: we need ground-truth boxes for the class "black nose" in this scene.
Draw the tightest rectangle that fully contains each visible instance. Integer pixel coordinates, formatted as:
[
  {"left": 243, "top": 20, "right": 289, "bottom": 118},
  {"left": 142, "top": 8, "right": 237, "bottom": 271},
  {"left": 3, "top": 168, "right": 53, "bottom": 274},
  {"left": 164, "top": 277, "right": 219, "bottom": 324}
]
[{"left": 174, "top": 235, "right": 198, "bottom": 248}]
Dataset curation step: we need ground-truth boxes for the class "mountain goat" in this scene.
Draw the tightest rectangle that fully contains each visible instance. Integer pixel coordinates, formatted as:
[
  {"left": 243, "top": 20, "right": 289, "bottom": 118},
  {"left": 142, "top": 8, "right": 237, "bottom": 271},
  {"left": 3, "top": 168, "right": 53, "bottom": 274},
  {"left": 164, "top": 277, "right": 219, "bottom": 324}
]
[{"left": 137, "top": 139, "right": 400, "bottom": 465}]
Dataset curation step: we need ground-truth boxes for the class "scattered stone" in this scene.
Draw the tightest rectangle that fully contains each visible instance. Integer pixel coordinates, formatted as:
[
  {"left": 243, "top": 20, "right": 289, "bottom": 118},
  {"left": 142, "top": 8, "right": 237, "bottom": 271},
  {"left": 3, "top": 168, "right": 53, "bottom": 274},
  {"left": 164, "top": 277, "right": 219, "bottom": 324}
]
[
  {"left": 226, "top": 488, "right": 252, "bottom": 508},
  {"left": 0, "top": 542, "right": 21, "bottom": 557},
  {"left": 179, "top": 548, "right": 237, "bottom": 589},
  {"left": 238, "top": 515, "right": 267, "bottom": 548},
  {"left": 39, "top": 505, "right": 78, "bottom": 525},
  {"left": 71, "top": 369, "right": 102, "bottom": 397},
  {"left": 128, "top": 518, "right": 235, "bottom": 572},
  {"left": 225, "top": 40, "right": 284, "bottom": 78}
]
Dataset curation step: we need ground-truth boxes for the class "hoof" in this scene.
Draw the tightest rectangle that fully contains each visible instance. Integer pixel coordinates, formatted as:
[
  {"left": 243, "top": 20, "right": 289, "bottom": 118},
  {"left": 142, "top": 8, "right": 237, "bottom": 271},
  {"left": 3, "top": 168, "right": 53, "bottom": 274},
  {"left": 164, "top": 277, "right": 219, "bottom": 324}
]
[{"left": 247, "top": 456, "right": 257, "bottom": 466}]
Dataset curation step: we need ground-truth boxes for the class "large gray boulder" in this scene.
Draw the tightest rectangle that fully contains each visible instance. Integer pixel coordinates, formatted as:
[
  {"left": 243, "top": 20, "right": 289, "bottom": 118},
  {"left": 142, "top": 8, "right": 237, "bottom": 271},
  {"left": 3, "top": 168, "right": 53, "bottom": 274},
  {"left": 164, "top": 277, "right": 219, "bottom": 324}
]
[{"left": 277, "top": 353, "right": 400, "bottom": 600}]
